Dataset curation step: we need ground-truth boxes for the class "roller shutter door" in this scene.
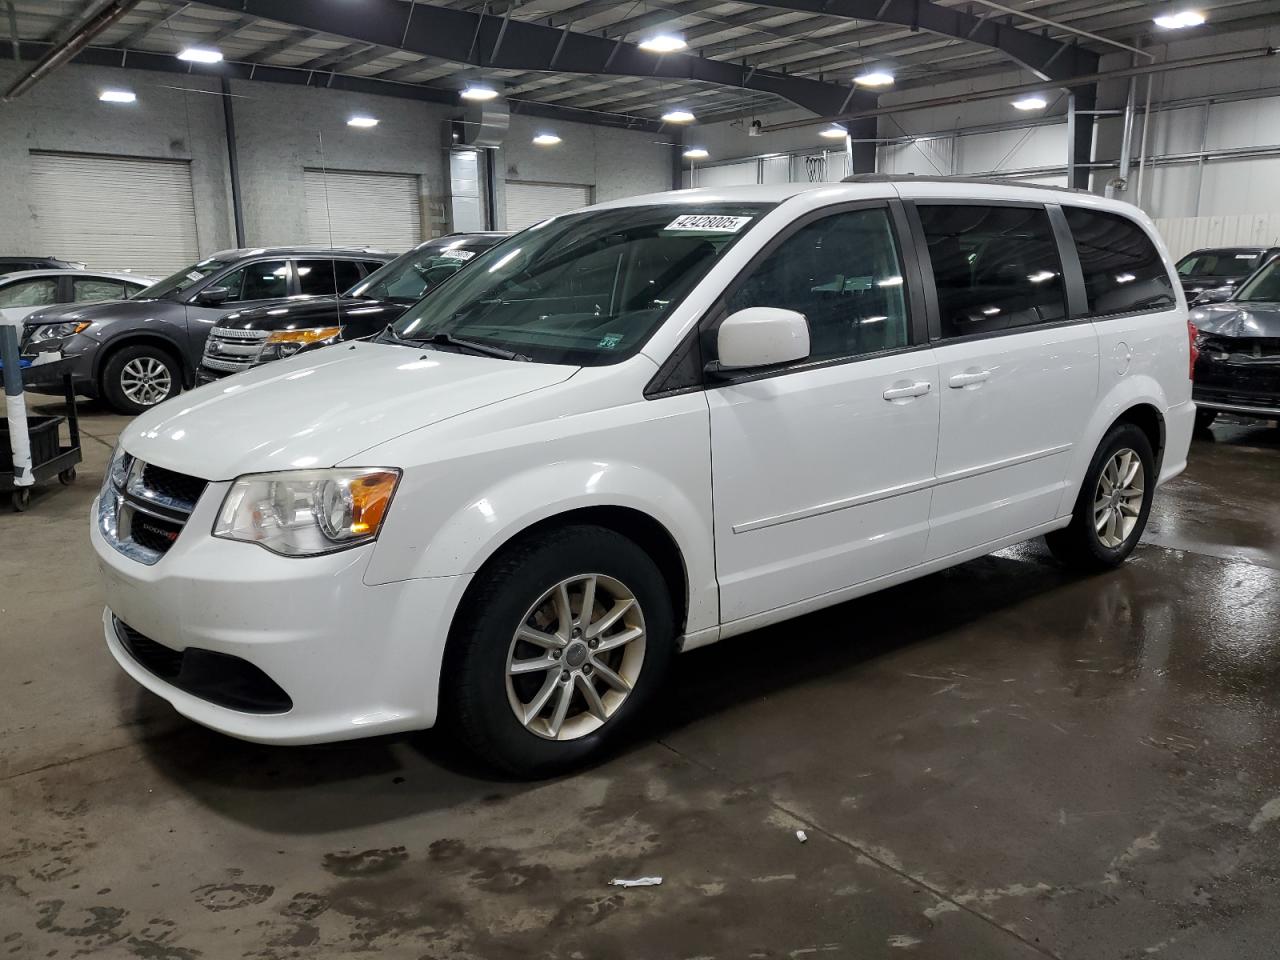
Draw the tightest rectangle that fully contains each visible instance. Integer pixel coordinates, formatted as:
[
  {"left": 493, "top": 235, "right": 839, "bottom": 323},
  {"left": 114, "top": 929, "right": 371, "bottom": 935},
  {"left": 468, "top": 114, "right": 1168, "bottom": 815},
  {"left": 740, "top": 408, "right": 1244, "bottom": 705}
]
[
  {"left": 29, "top": 151, "right": 199, "bottom": 276},
  {"left": 505, "top": 181, "right": 593, "bottom": 231},
  {"left": 304, "top": 169, "right": 422, "bottom": 254}
]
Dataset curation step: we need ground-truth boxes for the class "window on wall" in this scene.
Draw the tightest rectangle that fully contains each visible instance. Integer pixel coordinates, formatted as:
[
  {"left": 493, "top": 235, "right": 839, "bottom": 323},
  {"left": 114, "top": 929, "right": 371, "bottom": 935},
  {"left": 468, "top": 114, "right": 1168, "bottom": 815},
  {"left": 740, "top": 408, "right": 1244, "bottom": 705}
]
[
  {"left": 726, "top": 207, "right": 910, "bottom": 362},
  {"left": 1064, "top": 208, "right": 1176, "bottom": 317},
  {"left": 917, "top": 204, "right": 1066, "bottom": 338}
]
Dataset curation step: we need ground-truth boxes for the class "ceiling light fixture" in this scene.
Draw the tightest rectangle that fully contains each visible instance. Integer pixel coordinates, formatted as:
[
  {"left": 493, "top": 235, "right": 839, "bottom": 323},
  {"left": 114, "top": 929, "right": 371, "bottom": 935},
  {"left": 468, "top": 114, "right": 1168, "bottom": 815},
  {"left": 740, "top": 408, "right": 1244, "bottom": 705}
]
[
  {"left": 348, "top": 116, "right": 378, "bottom": 128},
  {"left": 639, "top": 34, "right": 687, "bottom": 53},
  {"left": 1012, "top": 95, "right": 1048, "bottom": 111},
  {"left": 1154, "top": 9, "right": 1206, "bottom": 28},
  {"left": 683, "top": 147, "right": 709, "bottom": 159},
  {"left": 820, "top": 124, "right": 848, "bottom": 139},
  {"left": 176, "top": 46, "right": 222, "bottom": 63},
  {"left": 532, "top": 132, "right": 561, "bottom": 145},
  {"left": 99, "top": 89, "right": 136, "bottom": 103},
  {"left": 662, "top": 109, "right": 696, "bottom": 123},
  {"left": 460, "top": 84, "right": 499, "bottom": 101},
  {"left": 854, "top": 70, "right": 894, "bottom": 87}
]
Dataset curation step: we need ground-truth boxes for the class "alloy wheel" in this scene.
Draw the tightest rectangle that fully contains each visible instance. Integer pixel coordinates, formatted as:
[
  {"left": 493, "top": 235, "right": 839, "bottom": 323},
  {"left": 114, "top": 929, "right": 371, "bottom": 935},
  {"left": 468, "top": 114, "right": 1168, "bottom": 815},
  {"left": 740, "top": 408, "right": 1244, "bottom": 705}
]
[
  {"left": 119, "top": 357, "right": 173, "bottom": 406},
  {"left": 505, "top": 573, "right": 647, "bottom": 741},
  {"left": 1093, "top": 447, "right": 1145, "bottom": 549}
]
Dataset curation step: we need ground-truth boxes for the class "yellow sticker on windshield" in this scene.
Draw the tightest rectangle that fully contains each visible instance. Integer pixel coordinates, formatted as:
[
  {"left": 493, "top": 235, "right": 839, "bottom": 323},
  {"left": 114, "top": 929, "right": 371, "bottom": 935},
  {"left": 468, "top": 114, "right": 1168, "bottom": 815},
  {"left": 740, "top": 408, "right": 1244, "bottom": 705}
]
[{"left": 664, "top": 214, "right": 752, "bottom": 233}]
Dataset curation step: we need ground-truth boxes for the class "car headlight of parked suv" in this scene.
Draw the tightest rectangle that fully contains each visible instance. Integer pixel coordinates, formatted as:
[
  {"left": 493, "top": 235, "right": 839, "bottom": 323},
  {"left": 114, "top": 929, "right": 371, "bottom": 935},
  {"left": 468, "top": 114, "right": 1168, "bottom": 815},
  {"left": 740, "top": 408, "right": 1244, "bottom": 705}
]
[
  {"left": 213, "top": 468, "right": 400, "bottom": 556},
  {"left": 29, "top": 320, "right": 91, "bottom": 343},
  {"left": 259, "top": 326, "right": 342, "bottom": 361}
]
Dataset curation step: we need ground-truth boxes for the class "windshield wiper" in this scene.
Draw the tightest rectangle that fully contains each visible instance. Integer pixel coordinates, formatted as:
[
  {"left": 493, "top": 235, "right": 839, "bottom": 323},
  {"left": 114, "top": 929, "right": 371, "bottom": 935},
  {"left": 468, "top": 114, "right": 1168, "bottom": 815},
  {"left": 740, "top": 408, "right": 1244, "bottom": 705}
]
[
  {"left": 417, "top": 332, "right": 529, "bottom": 361},
  {"left": 374, "top": 324, "right": 419, "bottom": 347}
]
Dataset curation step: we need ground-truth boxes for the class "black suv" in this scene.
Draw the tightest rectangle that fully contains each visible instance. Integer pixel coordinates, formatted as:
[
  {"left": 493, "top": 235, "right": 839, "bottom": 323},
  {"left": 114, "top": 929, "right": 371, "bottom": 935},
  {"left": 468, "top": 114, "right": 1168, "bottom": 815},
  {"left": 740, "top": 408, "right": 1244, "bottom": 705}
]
[
  {"left": 1175, "top": 247, "right": 1280, "bottom": 302},
  {"left": 21, "top": 246, "right": 391, "bottom": 414},
  {"left": 197, "top": 233, "right": 507, "bottom": 381}
]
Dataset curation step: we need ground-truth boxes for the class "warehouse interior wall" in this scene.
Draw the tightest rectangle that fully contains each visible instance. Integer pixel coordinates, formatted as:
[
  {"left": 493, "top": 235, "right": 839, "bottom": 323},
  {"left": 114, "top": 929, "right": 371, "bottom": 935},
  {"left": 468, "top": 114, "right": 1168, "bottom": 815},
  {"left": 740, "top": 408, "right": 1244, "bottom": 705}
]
[{"left": 0, "top": 62, "right": 673, "bottom": 260}]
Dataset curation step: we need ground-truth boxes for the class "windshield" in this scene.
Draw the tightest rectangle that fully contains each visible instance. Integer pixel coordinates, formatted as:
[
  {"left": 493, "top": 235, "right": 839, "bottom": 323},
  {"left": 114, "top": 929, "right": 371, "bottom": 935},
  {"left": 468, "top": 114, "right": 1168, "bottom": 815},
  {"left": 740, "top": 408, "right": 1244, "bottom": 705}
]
[
  {"left": 1176, "top": 250, "right": 1263, "bottom": 278},
  {"left": 348, "top": 237, "right": 500, "bottom": 303},
  {"left": 134, "top": 258, "right": 235, "bottom": 300},
  {"left": 394, "top": 204, "right": 770, "bottom": 365},
  {"left": 1234, "top": 257, "right": 1280, "bottom": 302}
]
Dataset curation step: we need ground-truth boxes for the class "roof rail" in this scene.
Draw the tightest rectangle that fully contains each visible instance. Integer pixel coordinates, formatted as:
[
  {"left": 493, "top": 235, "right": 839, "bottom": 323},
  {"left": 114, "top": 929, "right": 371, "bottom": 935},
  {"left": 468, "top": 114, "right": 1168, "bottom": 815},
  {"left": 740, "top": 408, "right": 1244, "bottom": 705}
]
[{"left": 840, "top": 173, "right": 1090, "bottom": 196}]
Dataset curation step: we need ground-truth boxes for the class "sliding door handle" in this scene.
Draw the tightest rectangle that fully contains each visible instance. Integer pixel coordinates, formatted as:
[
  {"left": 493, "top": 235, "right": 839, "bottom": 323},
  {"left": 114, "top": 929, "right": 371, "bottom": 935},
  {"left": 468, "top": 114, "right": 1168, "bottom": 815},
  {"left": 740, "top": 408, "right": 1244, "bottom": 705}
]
[
  {"left": 948, "top": 369, "right": 991, "bottom": 388},
  {"left": 883, "top": 381, "right": 932, "bottom": 401}
]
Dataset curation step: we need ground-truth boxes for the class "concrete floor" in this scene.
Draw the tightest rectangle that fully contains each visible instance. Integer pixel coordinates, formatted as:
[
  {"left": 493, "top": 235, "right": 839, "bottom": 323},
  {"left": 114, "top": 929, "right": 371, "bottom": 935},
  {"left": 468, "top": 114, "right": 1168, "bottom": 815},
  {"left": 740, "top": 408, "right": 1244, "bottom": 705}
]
[{"left": 1, "top": 398, "right": 1278, "bottom": 960}]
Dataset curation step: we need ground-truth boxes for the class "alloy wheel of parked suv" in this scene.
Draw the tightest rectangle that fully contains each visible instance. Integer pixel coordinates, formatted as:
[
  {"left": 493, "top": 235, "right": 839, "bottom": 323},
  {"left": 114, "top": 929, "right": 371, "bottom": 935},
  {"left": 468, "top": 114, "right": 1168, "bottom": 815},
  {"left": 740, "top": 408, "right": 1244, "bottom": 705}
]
[
  {"left": 101, "top": 344, "right": 181, "bottom": 415},
  {"left": 446, "top": 525, "right": 674, "bottom": 776}
]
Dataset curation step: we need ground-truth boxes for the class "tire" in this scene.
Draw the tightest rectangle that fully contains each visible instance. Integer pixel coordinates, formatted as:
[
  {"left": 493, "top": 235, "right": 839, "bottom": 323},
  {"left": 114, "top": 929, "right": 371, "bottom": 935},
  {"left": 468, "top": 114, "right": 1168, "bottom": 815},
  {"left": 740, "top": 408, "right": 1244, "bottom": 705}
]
[
  {"left": 1046, "top": 422, "right": 1155, "bottom": 572},
  {"left": 1194, "top": 408, "right": 1218, "bottom": 431},
  {"left": 443, "top": 524, "right": 676, "bottom": 777},
  {"left": 100, "top": 344, "right": 181, "bottom": 415}
]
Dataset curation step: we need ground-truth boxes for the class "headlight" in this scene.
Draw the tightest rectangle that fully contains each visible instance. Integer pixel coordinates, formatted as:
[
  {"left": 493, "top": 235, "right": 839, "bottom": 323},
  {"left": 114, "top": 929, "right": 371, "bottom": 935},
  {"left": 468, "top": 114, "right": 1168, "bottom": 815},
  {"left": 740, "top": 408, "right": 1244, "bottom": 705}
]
[
  {"left": 213, "top": 468, "right": 400, "bottom": 556},
  {"left": 30, "top": 321, "right": 90, "bottom": 343},
  {"left": 260, "top": 326, "right": 342, "bottom": 360}
]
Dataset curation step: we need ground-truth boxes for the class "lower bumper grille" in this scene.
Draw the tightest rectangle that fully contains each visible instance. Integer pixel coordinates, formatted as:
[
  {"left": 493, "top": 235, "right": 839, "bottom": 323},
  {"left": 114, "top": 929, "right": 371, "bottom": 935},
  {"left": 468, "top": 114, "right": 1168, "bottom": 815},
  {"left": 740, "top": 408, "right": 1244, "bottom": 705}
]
[{"left": 113, "top": 617, "right": 293, "bottom": 715}]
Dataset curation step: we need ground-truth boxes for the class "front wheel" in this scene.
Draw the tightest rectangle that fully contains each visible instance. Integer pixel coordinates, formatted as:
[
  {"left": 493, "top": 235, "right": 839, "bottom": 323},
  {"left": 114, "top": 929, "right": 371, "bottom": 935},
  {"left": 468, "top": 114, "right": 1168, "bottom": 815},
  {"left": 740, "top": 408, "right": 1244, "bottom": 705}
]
[
  {"left": 443, "top": 525, "right": 675, "bottom": 777},
  {"left": 1046, "top": 422, "right": 1155, "bottom": 571},
  {"left": 101, "top": 344, "right": 181, "bottom": 415}
]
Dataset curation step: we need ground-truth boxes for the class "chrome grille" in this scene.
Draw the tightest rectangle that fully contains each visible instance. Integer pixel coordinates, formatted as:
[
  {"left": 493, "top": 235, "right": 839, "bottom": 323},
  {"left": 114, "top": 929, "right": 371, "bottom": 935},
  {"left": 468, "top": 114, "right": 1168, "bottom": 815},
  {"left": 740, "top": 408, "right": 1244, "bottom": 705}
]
[
  {"left": 201, "top": 327, "right": 269, "bottom": 374},
  {"left": 99, "top": 454, "right": 208, "bottom": 565}
]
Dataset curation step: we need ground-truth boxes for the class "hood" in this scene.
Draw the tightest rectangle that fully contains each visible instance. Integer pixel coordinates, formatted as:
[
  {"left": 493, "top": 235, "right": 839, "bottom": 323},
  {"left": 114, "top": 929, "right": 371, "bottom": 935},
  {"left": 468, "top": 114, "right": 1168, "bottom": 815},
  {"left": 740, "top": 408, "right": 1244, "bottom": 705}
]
[
  {"left": 120, "top": 341, "right": 577, "bottom": 480},
  {"left": 23, "top": 298, "right": 175, "bottom": 329},
  {"left": 219, "top": 296, "right": 404, "bottom": 332},
  {"left": 1191, "top": 301, "right": 1280, "bottom": 338}
]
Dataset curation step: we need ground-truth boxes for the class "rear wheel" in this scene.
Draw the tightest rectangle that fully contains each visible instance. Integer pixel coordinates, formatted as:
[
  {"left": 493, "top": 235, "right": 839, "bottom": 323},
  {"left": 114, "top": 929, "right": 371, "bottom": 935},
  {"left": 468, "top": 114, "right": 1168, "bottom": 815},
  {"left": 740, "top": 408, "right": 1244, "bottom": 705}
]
[
  {"left": 101, "top": 344, "right": 181, "bottom": 415},
  {"left": 444, "top": 525, "right": 675, "bottom": 777},
  {"left": 1194, "top": 408, "right": 1218, "bottom": 431},
  {"left": 1046, "top": 422, "right": 1155, "bottom": 571}
]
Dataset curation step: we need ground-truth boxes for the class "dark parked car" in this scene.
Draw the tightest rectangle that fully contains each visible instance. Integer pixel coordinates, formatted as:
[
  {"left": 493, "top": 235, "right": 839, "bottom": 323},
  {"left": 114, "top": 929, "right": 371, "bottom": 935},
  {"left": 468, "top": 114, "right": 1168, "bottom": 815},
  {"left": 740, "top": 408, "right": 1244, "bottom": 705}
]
[
  {"left": 197, "top": 233, "right": 507, "bottom": 381},
  {"left": 0, "top": 256, "right": 85, "bottom": 275},
  {"left": 20, "top": 246, "right": 391, "bottom": 413},
  {"left": 1175, "top": 246, "right": 1280, "bottom": 302},
  {"left": 1191, "top": 254, "right": 1280, "bottom": 428}
]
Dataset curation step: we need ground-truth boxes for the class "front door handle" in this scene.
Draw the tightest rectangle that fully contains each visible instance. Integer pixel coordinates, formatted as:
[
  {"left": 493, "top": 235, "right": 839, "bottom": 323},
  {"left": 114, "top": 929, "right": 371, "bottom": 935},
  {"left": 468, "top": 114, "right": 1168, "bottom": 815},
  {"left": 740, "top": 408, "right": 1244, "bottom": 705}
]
[
  {"left": 882, "top": 380, "right": 932, "bottom": 401},
  {"left": 948, "top": 369, "right": 992, "bottom": 388}
]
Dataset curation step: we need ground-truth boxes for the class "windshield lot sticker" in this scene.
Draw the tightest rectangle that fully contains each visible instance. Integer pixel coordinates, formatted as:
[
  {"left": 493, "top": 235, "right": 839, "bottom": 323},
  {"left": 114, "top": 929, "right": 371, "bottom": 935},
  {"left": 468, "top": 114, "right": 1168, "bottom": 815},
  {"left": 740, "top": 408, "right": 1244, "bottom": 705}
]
[
  {"left": 598, "top": 333, "right": 623, "bottom": 349},
  {"left": 439, "top": 249, "right": 475, "bottom": 261},
  {"left": 665, "top": 214, "right": 752, "bottom": 233}
]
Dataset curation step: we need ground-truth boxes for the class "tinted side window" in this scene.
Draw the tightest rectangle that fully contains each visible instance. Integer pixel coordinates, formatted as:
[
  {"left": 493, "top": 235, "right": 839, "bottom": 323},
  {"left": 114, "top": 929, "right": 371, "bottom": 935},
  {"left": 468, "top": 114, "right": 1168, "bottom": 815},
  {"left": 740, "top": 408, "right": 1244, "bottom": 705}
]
[
  {"left": 360, "top": 260, "right": 386, "bottom": 277},
  {"left": 0, "top": 278, "right": 58, "bottom": 308},
  {"left": 1065, "top": 208, "right": 1176, "bottom": 317},
  {"left": 295, "top": 259, "right": 361, "bottom": 297},
  {"left": 917, "top": 204, "right": 1066, "bottom": 339},
  {"left": 726, "top": 207, "right": 910, "bottom": 363},
  {"left": 218, "top": 260, "right": 289, "bottom": 302},
  {"left": 72, "top": 277, "right": 128, "bottom": 302}
]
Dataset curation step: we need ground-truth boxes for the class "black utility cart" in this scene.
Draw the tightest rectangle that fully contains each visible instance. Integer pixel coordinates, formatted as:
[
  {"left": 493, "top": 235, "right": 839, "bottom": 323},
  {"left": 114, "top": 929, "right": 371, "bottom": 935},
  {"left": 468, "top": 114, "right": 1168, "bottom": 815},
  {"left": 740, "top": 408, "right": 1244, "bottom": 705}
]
[{"left": 0, "top": 357, "right": 83, "bottom": 512}]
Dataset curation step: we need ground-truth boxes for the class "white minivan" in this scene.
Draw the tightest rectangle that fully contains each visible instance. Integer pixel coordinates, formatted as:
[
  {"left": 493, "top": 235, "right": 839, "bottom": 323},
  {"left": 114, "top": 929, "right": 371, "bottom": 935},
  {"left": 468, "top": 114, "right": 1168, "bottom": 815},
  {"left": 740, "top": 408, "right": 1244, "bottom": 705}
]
[{"left": 93, "top": 177, "right": 1196, "bottom": 774}]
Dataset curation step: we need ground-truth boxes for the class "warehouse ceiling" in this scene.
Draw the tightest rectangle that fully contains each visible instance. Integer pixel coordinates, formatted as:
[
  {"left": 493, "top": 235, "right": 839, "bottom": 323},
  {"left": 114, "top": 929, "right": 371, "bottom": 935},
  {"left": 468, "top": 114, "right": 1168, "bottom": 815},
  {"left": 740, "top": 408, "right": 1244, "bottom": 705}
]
[{"left": 6, "top": 0, "right": 1277, "bottom": 129}]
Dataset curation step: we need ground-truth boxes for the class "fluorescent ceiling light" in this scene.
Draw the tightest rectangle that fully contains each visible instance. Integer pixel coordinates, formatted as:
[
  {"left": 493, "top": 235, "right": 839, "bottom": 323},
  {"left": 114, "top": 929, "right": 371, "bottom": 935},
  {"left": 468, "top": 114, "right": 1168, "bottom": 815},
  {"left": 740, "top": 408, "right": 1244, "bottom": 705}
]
[
  {"left": 1012, "top": 95, "right": 1047, "bottom": 111},
  {"left": 662, "top": 109, "right": 696, "bottom": 123},
  {"left": 347, "top": 116, "right": 378, "bottom": 128},
  {"left": 854, "top": 70, "right": 894, "bottom": 87},
  {"left": 820, "top": 124, "right": 848, "bottom": 139},
  {"left": 461, "top": 84, "right": 499, "bottom": 101},
  {"left": 683, "top": 147, "right": 709, "bottom": 159},
  {"left": 1154, "top": 10, "right": 1205, "bottom": 28},
  {"left": 532, "top": 133, "right": 561, "bottom": 145},
  {"left": 639, "top": 34, "right": 687, "bottom": 53},
  {"left": 176, "top": 47, "right": 222, "bottom": 63},
  {"left": 99, "top": 89, "right": 136, "bottom": 103}
]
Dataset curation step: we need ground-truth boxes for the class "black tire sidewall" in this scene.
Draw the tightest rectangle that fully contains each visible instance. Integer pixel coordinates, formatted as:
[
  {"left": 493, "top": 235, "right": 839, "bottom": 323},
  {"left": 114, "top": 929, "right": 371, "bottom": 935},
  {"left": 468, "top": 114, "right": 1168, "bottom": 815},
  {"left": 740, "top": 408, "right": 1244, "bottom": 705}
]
[
  {"left": 446, "top": 525, "right": 675, "bottom": 777},
  {"left": 101, "top": 344, "right": 181, "bottom": 415},
  {"left": 1076, "top": 423, "right": 1156, "bottom": 566}
]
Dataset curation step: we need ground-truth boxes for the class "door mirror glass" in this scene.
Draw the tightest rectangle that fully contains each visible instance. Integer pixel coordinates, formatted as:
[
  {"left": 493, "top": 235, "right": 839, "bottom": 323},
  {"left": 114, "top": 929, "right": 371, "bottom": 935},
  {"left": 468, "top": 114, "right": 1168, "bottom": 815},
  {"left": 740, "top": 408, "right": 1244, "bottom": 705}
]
[
  {"left": 196, "top": 286, "right": 231, "bottom": 306},
  {"left": 714, "top": 307, "right": 810, "bottom": 371}
]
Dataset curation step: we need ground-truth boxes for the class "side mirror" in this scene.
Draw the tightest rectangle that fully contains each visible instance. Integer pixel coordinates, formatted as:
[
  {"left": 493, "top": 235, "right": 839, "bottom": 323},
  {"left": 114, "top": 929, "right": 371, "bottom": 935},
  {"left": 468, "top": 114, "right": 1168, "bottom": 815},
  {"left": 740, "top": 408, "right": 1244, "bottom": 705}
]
[
  {"left": 710, "top": 307, "right": 810, "bottom": 374},
  {"left": 1191, "top": 286, "right": 1233, "bottom": 305},
  {"left": 196, "top": 286, "right": 231, "bottom": 306}
]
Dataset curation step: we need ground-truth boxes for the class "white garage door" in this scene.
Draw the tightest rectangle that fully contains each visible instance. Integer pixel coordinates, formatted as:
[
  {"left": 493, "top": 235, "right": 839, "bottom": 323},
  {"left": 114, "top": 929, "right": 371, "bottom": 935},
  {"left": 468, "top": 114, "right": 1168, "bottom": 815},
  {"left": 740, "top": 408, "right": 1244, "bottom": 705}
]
[
  {"left": 505, "top": 181, "right": 593, "bottom": 231},
  {"left": 29, "top": 151, "right": 199, "bottom": 276},
  {"left": 304, "top": 169, "right": 422, "bottom": 253}
]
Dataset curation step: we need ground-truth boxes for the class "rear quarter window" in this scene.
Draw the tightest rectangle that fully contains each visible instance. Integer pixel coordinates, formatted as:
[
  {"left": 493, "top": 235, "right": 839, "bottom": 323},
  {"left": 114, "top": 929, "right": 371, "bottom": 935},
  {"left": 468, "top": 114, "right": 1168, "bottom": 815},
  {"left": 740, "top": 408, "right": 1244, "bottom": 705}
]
[{"left": 1064, "top": 208, "right": 1176, "bottom": 317}]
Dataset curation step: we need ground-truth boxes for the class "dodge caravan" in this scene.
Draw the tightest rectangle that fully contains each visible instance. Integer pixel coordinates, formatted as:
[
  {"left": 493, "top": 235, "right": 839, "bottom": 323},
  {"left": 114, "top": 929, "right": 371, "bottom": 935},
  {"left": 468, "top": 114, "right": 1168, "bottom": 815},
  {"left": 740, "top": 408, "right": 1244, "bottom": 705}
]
[{"left": 93, "top": 177, "right": 1196, "bottom": 775}]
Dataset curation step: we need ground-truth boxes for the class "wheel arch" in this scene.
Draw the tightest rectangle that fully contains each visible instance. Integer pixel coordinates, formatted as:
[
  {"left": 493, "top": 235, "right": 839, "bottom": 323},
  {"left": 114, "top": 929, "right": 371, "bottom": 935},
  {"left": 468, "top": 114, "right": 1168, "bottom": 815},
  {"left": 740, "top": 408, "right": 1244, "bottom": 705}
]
[{"left": 93, "top": 331, "right": 192, "bottom": 390}]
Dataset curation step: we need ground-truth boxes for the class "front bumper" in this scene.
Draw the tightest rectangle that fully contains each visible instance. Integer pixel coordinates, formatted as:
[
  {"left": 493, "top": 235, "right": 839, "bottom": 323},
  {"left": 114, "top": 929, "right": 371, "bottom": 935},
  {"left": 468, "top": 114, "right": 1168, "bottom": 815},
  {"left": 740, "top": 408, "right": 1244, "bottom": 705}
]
[
  {"left": 1194, "top": 353, "right": 1280, "bottom": 420},
  {"left": 92, "top": 488, "right": 472, "bottom": 744},
  {"left": 20, "top": 337, "right": 96, "bottom": 395}
]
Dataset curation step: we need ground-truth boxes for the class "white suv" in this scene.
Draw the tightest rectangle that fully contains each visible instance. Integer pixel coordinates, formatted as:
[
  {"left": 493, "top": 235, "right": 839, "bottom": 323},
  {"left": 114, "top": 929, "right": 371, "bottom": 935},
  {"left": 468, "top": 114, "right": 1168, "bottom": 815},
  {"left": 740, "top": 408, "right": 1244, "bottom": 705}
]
[{"left": 92, "top": 178, "right": 1195, "bottom": 775}]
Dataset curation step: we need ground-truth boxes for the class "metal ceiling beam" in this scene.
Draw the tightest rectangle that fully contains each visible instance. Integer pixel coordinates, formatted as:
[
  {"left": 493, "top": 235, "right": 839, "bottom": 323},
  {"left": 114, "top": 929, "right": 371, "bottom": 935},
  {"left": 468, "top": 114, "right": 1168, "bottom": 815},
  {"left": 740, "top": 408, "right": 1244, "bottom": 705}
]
[
  {"left": 117, "top": 1, "right": 189, "bottom": 49},
  {"left": 191, "top": 0, "right": 870, "bottom": 116},
  {"left": 2, "top": 0, "right": 142, "bottom": 99}
]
